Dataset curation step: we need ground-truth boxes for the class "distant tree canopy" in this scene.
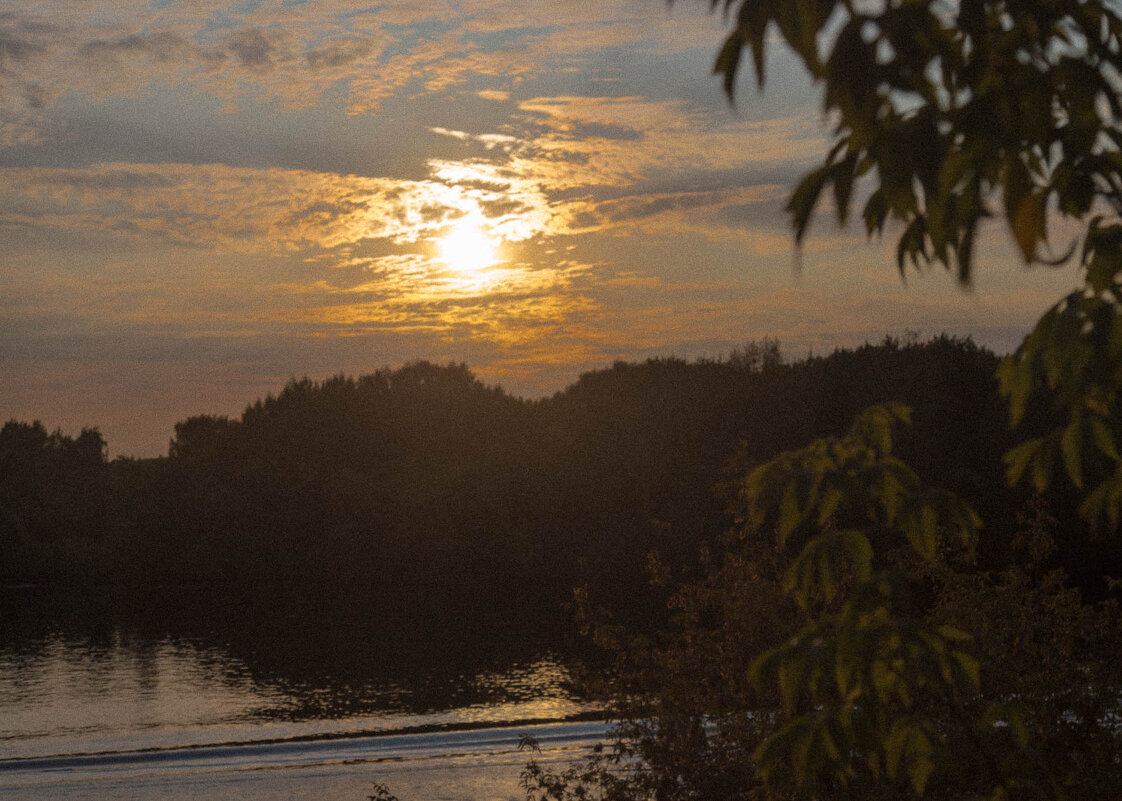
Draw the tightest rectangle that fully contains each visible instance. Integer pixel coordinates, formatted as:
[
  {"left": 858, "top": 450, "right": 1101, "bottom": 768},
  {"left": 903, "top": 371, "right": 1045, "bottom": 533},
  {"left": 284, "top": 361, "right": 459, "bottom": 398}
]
[
  {"left": 2, "top": 340, "right": 1073, "bottom": 622},
  {"left": 0, "top": 421, "right": 109, "bottom": 581}
]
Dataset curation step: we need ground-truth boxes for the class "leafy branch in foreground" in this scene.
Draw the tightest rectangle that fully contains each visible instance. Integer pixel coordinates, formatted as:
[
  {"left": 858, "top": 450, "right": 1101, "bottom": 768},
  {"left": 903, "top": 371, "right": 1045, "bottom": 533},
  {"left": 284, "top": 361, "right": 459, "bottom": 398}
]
[
  {"left": 743, "top": 405, "right": 989, "bottom": 797},
  {"left": 714, "top": 0, "right": 1122, "bottom": 283},
  {"left": 998, "top": 249, "right": 1122, "bottom": 530},
  {"left": 522, "top": 406, "right": 1122, "bottom": 801},
  {"left": 524, "top": 2, "right": 1122, "bottom": 799}
]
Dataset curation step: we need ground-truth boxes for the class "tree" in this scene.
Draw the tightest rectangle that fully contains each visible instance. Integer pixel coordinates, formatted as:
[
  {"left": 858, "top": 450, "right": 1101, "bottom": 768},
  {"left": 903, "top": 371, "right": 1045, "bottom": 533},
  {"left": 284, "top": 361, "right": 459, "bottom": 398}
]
[
  {"left": 713, "top": 0, "right": 1122, "bottom": 527},
  {"left": 523, "top": 2, "right": 1122, "bottom": 799},
  {"left": 725, "top": 0, "right": 1122, "bottom": 794},
  {"left": 0, "top": 421, "right": 111, "bottom": 581}
]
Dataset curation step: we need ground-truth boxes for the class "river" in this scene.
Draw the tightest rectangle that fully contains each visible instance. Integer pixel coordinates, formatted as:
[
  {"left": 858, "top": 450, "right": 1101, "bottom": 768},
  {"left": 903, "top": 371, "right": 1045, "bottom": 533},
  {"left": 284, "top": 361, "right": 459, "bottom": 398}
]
[{"left": 0, "top": 586, "right": 604, "bottom": 800}]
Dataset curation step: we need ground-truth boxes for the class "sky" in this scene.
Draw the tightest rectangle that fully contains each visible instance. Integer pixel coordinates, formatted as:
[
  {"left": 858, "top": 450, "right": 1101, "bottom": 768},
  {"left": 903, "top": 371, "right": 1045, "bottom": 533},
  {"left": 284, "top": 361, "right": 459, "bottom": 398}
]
[{"left": 1, "top": 0, "right": 1085, "bottom": 457}]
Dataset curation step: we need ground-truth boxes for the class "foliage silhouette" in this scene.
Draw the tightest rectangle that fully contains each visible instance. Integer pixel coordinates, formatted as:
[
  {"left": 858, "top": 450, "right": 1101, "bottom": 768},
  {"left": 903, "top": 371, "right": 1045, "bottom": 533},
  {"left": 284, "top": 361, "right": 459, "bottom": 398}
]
[
  {"left": 2, "top": 340, "right": 1046, "bottom": 619},
  {"left": 0, "top": 421, "right": 109, "bottom": 583},
  {"left": 522, "top": 1, "right": 1122, "bottom": 799}
]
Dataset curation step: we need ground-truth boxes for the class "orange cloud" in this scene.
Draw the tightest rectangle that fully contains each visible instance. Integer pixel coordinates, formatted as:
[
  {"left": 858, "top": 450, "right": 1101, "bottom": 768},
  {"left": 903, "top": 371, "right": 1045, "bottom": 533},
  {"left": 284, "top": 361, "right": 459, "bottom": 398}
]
[{"left": 0, "top": 162, "right": 543, "bottom": 251}]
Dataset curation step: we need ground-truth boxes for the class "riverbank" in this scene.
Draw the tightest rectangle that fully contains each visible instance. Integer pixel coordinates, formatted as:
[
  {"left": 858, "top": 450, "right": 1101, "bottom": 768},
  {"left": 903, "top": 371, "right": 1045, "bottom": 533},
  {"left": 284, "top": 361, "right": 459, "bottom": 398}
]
[{"left": 0, "top": 719, "right": 608, "bottom": 801}]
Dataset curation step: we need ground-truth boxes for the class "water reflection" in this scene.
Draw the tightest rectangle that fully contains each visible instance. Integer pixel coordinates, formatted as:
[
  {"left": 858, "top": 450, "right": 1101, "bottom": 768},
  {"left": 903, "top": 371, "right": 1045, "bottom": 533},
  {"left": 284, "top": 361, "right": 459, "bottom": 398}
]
[{"left": 0, "top": 586, "right": 593, "bottom": 760}]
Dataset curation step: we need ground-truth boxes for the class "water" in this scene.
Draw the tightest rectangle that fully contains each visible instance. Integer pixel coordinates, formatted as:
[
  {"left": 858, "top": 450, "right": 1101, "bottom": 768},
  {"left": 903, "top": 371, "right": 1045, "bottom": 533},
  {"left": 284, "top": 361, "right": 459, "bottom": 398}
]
[
  {"left": 0, "top": 586, "right": 603, "bottom": 800},
  {"left": 0, "top": 721, "right": 609, "bottom": 801}
]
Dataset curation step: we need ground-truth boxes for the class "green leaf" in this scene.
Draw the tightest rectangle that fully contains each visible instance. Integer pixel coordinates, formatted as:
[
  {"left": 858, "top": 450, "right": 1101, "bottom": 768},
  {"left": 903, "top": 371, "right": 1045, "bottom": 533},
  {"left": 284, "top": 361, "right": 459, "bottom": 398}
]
[
  {"left": 713, "top": 31, "right": 745, "bottom": 99},
  {"left": 996, "top": 353, "right": 1032, "bottom": 425},
  {"left": 840, "top": 530, "right": 873, "bottom": 582},
  {"left": 817, "top": 485, "right": 844, "bottom": 523},
  {"left": 1061, "top": 419, "right": 1084, "bottom": 488},
  {"left": 778, "top": 657, "right": 804, "bottom": 716},
  {"left": 952, "top": 650, "right": 980, "bottom": 690},
  {"left": 1091, "top": 418, "right": 1121, "bottom": 461},
  {"left": 1003, "top": 156, "right": 1033, "bottom": 261},
  {"left": 1031, "top": 433, "right": 1061, "bottom": 492},
  {"left": 863, "top": 187, "right": 888, "bottom": 235},
  {"left": 908, "top": 750, "right": 935, "bottom": 796},
  {"left": 787, "top": 163, "right": 832, "bottom": 246},
  {"left": 906, "top": 504, "right": 938, "bottom": 561},
  {"left": 833, "top": 153, "right": 857, "bottom": 225},
  {"left": 896, "top": 216, "right": 929, "bottom": 272},
  {"left": 1087, "top": 245, "right": 1122, "bottom": 295},
  {"left": 735, "top": 0, "right": 771, "bottom": 91},
  {"left": 884, "top": 719, "right": 908, "bottom": 779},
  {"left": 1004, "top": 438, "right": 1043, "bottom": 486},
  {"left": 936, "top": 625, "right": 972, "bottom": 642}
]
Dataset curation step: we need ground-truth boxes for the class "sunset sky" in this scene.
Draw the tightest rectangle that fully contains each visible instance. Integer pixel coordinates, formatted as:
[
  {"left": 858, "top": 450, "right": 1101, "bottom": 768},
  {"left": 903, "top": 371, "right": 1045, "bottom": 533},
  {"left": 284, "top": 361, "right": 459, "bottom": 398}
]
[{"left": 1, "top": 0, "right": 1084, "bottom": 456}]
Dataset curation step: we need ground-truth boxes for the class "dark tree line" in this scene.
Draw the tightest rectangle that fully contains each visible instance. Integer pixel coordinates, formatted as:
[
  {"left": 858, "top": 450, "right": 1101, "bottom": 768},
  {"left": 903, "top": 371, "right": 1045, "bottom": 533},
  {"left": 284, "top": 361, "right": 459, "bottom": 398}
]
[
  {"left": 0, "top": 421, "right": 110, "bottom": 582},
  {"left": 2, "top": 336, "right": 1082, "bottom": 624}
]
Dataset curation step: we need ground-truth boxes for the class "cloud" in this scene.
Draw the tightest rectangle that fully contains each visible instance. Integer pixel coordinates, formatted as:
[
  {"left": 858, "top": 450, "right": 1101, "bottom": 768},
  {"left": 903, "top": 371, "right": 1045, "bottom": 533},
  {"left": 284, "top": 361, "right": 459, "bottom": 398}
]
[
  {"left": 0, "top": 156, "right": 597, "bottom": 348},
  {"left": 0, "top": 22, "right": 50, "bottom": 70},
  {"left": 80, "top": 31, "right": 193, "bottom": 64},
  {"left": 422, "top": 94, "right": 828, "bottom": 249},
  {"left": 0, "top": 73, "right": 829, "bottom": 265},
  {"left": 0, "top": 0, "right": 730, "bottom": 134},
  {"left": 511, "top": 96, "right": 826, "bottom": 188},
  {"left": 304, "top": 37, "right": 376, "bottom": 69},
  {"left": 223, "top": 28, "right": 292, "bottom": 71},
  {"left": 0, "top": 161, "right": 543, "bottom": 251}
]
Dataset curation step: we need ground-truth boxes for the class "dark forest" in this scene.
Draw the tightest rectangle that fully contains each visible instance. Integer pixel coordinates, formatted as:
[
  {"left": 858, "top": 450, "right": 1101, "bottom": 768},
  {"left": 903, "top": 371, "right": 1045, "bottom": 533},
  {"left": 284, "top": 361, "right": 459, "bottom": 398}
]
[{"left": 3, "top": 336, "right": 1106, "bottom": 628}]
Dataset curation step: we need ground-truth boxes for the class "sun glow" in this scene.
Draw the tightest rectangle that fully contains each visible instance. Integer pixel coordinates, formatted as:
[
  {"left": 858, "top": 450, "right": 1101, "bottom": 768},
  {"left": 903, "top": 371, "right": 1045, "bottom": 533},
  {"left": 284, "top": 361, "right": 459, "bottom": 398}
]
[{"left": 439, "top": 218, "right": 499, "bottom": 275}]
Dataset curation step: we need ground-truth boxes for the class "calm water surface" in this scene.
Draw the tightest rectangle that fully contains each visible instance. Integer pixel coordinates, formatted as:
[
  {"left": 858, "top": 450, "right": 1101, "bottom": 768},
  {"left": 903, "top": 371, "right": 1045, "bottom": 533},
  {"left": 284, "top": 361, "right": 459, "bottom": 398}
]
[{"left": 0, "top": 586, "right": 602, "bottom": 799}]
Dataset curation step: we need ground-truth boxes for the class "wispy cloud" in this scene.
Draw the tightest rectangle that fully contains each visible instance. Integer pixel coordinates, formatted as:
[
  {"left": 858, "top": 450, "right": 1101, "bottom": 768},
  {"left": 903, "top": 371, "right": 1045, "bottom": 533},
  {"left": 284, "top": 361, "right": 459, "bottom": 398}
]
[
  {"left": 0, "top": 161, "right": 537, "bottom": 250},
  {"left": 0, "top": 0, "right": 729, "bottom": 143}
]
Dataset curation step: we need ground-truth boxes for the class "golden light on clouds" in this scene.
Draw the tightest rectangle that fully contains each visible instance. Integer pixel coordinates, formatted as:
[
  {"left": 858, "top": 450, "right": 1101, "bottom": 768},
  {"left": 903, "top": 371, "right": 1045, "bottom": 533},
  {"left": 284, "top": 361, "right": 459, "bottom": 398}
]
[{"left": 1, "top": 0, "right": 1091, "bottom": 458}]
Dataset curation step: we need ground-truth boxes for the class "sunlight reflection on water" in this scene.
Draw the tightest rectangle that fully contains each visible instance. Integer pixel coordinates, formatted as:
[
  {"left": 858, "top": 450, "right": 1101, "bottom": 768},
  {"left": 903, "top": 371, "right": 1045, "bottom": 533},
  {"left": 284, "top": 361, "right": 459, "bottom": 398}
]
[{"left": 0, "top": 629, "right": 594, "bottom": 761}]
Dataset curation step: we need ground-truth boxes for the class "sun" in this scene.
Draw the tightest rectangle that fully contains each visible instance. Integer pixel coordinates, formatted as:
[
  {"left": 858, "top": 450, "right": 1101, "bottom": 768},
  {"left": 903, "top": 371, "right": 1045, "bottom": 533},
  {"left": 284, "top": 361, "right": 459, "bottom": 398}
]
[{"left": 439, "top": 218, "right": 499, "bottom": 275}]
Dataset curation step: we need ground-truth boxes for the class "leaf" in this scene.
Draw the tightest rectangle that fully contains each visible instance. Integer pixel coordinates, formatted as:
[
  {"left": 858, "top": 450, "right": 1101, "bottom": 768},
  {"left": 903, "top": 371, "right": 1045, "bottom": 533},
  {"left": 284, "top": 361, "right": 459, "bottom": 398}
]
[
  {"left": 905, "top": 504, "right": 938, "bottom": 561},
  {"left": 817, "top": 485, "right": 844, "bottom": 523},
  {"left": 787, "top": 163, "right": 832, "bottom": 246},
  {"left": 833, "top": 153, "right": 857, "bottom": 225},
  {"left": 816, "top": 541, "right": 837, "bottom": 601},
  {"left": 713, "top": 31, "right": 745, "bottom": 99},
  {"left": 884, "top": 719, "right": 908, "bottom": 779},
  {"left": 1031, "top": 434, "right": 1057, "bottom": 492},
  {"left": 863, "top": 187, "right": 888, "bottom": 235},
  {"left": 908, "top": 750, "right": 935, "bottom": 796},
  {"left": 952, "top": 650, "right": 980, "bottom": 690},
  {"left": 840, "top": 530, "right": 873, "bottom": 582},
  {"left": 1086, "top": 244, "right": 1122, "bottom": 294},
  {"left": 778, "top": 657, "right": 804, "bottom": 716},
  {"left": 1011, "top": 189, "right": 1048, "bottom": 263},
  {"left": 1091, "top": 418, "right": 1120, "bottom": 461},
  {"left": 996, "top": 353, "right": 1032, "bottom": 425},
  {"left": 1061, "top": 419, "right": 1084, "bottom": 488},
  {"left": 1007, "top": 706, "right": 1029, "bottom": 750},
  {"left": 1004, "top": 438, "right": 1043, "bottom": 486},
  {"left": 735, "top": 0, "right": 771, "bottom": 91},
  {"left": 936, "top": 625, "right": 972, "bottom": 642},
  {"left": 1003, "top": 156, "right": 1032, "bottom": 253},
  {"left": 896, "top": 216, "right": 929, "bottom": 271}
]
